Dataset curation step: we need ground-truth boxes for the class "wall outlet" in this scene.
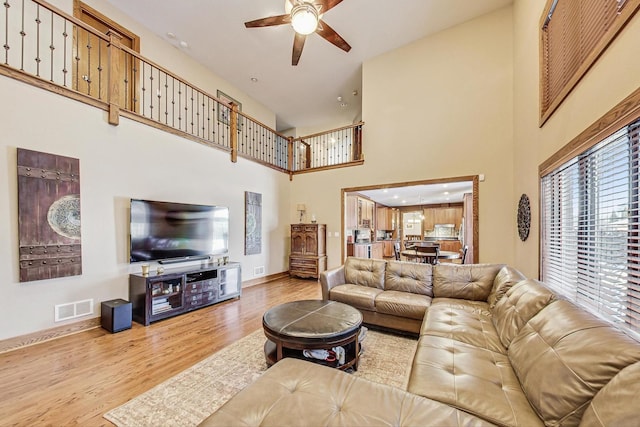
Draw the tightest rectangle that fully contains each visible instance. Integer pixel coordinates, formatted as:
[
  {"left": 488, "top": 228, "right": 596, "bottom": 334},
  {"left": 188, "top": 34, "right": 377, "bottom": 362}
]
[{"left": 253, "top": 266, "right": 265, "bottom": 276}]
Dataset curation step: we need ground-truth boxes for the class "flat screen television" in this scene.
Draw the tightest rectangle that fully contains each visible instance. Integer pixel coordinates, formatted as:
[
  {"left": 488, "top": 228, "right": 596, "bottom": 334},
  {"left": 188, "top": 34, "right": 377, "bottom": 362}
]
[{"left": 129, "top": 198, "right": 229, "bottom": 263}]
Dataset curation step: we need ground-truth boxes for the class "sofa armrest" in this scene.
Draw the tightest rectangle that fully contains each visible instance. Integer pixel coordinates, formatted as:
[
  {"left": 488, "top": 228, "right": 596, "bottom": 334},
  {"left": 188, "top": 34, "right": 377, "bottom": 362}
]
[{"left": 320, "top": 265, "right": 345, "bottom": 300}]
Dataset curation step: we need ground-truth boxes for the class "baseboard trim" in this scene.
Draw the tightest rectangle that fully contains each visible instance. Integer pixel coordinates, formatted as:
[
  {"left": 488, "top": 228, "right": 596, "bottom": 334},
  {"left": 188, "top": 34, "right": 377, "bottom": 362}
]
[
  {"left": 0, "top": 317, "right": 101, "bottom": 354},
  {"left": 242, "top": 271, "right": 289, "bottom": 288}
]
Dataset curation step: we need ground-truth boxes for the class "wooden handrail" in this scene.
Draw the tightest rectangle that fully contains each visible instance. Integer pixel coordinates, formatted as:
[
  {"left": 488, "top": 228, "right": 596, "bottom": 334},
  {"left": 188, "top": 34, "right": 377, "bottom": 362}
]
[{"left": 292, "top": 121, "right": 364, "bottom": 142}]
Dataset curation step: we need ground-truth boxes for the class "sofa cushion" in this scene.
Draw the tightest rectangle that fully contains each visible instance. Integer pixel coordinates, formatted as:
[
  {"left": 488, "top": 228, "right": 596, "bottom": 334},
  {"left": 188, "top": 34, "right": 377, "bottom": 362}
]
[
  {"left": 200, "top": 358, "right": 495, "bottom": 427},
  {"left": 433, "top": 264, "right": 505, "bottom": 301},
  {"left": 374, "top": 290, "right": 431, "bottom": 320},
  {"left": 579, "top": 361, "right": 640, "bottom": 427},
  {"left": 488, "top": 265, "right": 526, "bottom": 309},
  {"left": 344, "top": 257, "right": 387, "bottom": 289},
  {"left": 384, "top": 261, "right": 433, "bottom": 296},
  {"left": 420, "top": 299, "right": 505, "bottom": 354},
  {"left": 492, "top": 279, "right": 556, "bottom": 349},
  {"left": 329, "top": 284, "right": 382, "bottom": 311},
  {"left": 509, "top": 300, "right": 640, "bottom": 426},
  {"left": 408, "top": 335, "right": 543, "bottom": 427}
]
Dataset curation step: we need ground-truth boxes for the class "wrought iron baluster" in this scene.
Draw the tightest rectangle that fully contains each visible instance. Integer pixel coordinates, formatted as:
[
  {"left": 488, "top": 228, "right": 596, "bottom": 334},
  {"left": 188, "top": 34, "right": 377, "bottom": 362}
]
[
  {"left": 183, "top": 83, "right": 188, "bottom": 132},
  {"left": 201, "top": 94, "right": 205, "bottom": 138},
  {"left": 156, "top": 67, "right": 161, "bottom": 122},
  {"left": 141, "top": 61, "right": 145, "bottom": 116},
  {"left": 177, "top": 81, "right": 182, "bottom": 130},
  {"left": 74, "top": 25, "right": 79, "bottom": 90},
  {"left": 20, "top": 0, "right": 25, "bottom": 70},
  {"left": 164, "top": 73, "right": 168, "bottom": 124},
  {"left": 171, "top": 78, "right": 175, "bottom": 127},
  {"left": 206, "top": 97, "right": 210, "bottom": 141},
  {"left": 3, "top": 0, "right": 9, "bottom": 65},
  {"left": 62, "top": 19, "right": 67, "bottom": 86},
  {"left": 97, "top": 37, "right": 102, "bottom": 99},
  {"left": 85, "top": 32, "right": 92, "bottom": 94},
  {"left": 190, "top": 86, "right": 194, "bottom": 135},
  {"left": 132, "top": 58, "right": 137, "bottom": 112},
  {"left": 123, "top": 52, "right": 128, "bottom": 110},
  {"left": 195, "top": 90, "right": 200, "bottom": 137},
  {"left": 148, "top": 64, "right": 154, "bottom": 117}
]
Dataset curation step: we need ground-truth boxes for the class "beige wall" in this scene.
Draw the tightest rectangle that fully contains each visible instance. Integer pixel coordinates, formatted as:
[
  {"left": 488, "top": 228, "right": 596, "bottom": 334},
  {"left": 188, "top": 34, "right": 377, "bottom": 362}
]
[
  {"left": 291, "top": 6, "right": 515, "bottom": 269},
  {"left": 512, "top": 0, "right": 640, "bottom": 277},
  {"left": 0, "top": 0, "right": 290, "bottom": 340}
]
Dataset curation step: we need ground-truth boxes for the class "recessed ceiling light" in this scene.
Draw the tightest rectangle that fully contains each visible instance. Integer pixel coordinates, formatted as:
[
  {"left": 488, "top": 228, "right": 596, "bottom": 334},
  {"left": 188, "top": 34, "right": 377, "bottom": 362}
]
[
  {"left": 166, "top": 32, "right": 176, "bottom": 39},
  {"left": 179, "top": 40, "right": 189, "bottom": 49},
  {"left": 250, "top": 77, "right": 258, "bottom": 82},
  {"left": 393, "top": 195, "right": 399, "bottom": 199},
  {"left": 383, "top": 189, "right": 388, "bottom": 193},
  {"left": 444, "top": 191, "right": 450, "bottom": 195},
  {"left": 402, "top": 200, "right": 407, "bottom": 204}
]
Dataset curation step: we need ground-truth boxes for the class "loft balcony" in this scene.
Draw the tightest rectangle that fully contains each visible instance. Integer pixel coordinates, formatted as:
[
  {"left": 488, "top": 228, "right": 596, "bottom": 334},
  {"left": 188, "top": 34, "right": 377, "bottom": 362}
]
[{"left": 0, "top": 0, "right": 364, "bottom": 177}]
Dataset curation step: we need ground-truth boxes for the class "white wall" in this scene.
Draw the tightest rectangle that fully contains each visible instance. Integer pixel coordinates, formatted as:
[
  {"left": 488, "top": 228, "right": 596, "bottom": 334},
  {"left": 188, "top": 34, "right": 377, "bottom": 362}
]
[
  {"left": 0, "top": 0, "right": 290, "bottom": 340},
  {"left": 291, "top": 7, "right": 515, "bottom": 269},
  {"left": 512, "top": 0, "right": 640, "bottom": 277}
]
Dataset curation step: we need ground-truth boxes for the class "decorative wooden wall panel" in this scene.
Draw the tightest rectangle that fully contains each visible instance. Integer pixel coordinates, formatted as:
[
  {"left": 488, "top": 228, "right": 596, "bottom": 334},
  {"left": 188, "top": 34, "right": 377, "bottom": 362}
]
[
  {"left": 17, "top": 148, "right": 82, "bottom": 282},
  {"left": 244, "top": 191, "right": 262, "bottom": 255}
]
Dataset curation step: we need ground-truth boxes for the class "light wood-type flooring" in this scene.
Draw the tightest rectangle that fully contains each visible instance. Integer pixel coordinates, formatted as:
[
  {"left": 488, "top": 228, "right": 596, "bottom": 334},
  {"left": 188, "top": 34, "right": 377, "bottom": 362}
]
[{"left": 0, "top": 276, "right": 321, "bottom": 426}]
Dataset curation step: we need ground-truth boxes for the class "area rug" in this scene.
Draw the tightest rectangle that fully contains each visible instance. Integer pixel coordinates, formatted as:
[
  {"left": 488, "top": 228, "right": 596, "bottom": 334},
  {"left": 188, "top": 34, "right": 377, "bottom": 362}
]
[{"left": 104, "top": 328, "right": 418, "bottom": 427}]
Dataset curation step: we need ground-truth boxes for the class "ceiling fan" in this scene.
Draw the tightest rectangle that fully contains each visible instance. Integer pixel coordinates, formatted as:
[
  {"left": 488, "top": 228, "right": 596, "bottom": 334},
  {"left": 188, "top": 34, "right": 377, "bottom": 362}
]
[{"left": 244, "top": 0, "right": 351, "bottom": 66}]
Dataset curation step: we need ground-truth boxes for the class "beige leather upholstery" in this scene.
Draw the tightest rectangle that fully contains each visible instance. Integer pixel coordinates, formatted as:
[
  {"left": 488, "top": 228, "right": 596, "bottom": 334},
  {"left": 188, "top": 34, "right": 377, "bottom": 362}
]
[
  {"left": 328, "top": 284, "right": 382, "bottom": 310},
  {"left": 487, "top": 265, "right": 526, "bottom": 309},
  {"left": 408, "top": 335, "right": 543, "bottom": 427},
  {"left": 433, "top": 263, "right": 505, "bottom": 301},
  {"left": 374, "top": 290, "right": 431, "bottom": 320},
  {"left": 509, "top": 299, "right": 640, "bottom": 426},
  {"left": 421, "top": 299, "right": 504, "bottom": 353},
  {"left": 344, "top": 257, "right": 386, "bottom": 289},
  {"left": 200, "top": 358, "right": 495, "bottom": 427},
  {"left": 384, "top": 261, "right": 433, "bottom": 296},
  {"left": 491, "top": 279, "right": 556, "bottom": 348},
  {"left": 204, "top": 260, "right": 640, "bottom": 426},
  {"left": 579, "top": 361, "right": 640, "bottom": 427},
  {"left": 320, "top": 265, "right": 345, "bottom": 300}
]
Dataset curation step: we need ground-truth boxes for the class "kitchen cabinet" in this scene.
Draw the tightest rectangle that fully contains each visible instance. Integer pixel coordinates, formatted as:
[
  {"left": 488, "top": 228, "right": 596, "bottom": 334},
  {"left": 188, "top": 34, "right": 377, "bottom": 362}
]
[
  {"left": 290, "top": 224, "right": 327, "bottom": 279},
  {"left": 371, "top": 242, "right": 384, "bottom": 259},
  {"left": 437, "top": 240, "right": 462, "bottom": 253},
  {"left": 376, "top": 206, "right": 393, "bottom": 231},
  {"left": 383, "top": 241, "right": 396, "bottom": 258},
  {"left": 359, "top": 198, "right": 375, "bottom": 228},
  {"left": 423, "top": 206, "right": 463, "bottom": 230},
  {"left": 423, "top": 208, "right": 436, "bottom": 231},
  {"left": 346, "top": 196, "right": 357, "bottom": 229}
]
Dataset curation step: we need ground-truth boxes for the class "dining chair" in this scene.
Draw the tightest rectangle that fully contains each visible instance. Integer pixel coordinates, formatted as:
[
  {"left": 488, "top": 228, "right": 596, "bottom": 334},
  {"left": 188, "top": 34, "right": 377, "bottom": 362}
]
[
  {"left": 417, "top": 246, "right": 439, "bottom": 265},
  {"left": 393, "top": 242, "right": 401, "bottom": 261},
  {"left": 460, "top": 245, "right": 468, "bottom": 264}
]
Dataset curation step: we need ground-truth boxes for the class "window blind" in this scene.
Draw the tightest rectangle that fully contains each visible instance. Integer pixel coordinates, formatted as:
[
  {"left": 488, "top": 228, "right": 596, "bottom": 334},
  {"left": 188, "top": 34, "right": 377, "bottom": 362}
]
[
  {"left": 540, "top": 0, "right": 638, "bottom": 124},
  {"left": 541, "top": 119, "right": 640, "bottom": 332}
]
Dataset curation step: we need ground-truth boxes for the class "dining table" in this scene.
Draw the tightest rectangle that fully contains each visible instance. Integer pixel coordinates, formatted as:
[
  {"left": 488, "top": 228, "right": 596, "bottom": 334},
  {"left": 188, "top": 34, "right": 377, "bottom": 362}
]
[{"left": 400, "top": 249, "right": 461, "bottom": 263}]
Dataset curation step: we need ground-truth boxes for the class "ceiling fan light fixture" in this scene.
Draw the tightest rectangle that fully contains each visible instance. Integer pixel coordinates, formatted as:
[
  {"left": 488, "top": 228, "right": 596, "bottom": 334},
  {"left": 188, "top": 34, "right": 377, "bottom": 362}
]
[{"left": 291, "top": 3, "right": 319, "bottom": 35}]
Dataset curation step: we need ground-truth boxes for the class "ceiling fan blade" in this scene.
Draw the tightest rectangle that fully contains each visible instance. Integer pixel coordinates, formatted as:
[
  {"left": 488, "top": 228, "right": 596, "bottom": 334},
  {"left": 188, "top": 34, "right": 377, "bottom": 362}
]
[
  {"left": 321, "top": 0, "right": 344, "bottom": 13},
  {"left": 244, "top": 14, "right": 291, "bottom": 28},
  {"left": 316, "top": 20, "right": 351, "bottom": 52},
  {"left": 292, "top": 33, "right": 306, "bottom": 66}
]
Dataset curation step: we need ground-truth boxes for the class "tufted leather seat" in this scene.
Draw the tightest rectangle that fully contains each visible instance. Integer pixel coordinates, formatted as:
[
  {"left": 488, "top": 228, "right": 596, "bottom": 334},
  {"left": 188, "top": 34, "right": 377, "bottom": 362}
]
[{"left": 200, "top": 357, "right": 494, "bottom": 427}]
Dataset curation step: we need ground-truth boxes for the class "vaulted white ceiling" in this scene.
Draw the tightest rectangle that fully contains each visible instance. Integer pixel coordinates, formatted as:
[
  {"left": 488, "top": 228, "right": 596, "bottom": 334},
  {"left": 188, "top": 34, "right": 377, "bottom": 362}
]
[{"left": 104, "top": 0, "right": 513, "bottom": 131}]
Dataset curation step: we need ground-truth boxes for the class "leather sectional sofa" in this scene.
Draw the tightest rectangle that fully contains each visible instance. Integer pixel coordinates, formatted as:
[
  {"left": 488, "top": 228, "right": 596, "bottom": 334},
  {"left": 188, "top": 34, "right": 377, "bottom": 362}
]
[{"left": 200, "top": 257, "right": 640, "bottom": 426}]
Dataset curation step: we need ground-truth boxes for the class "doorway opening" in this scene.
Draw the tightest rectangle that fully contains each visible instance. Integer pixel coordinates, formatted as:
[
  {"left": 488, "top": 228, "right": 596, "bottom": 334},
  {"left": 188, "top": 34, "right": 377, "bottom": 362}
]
[{"left": 342, "top": 176, "right": 478, "bottom": 263}]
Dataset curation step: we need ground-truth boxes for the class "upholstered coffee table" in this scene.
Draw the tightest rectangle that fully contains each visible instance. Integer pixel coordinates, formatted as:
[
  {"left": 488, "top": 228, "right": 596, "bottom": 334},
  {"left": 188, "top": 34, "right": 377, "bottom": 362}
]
[{"left": 263, "top": 300, "right": 363, "bottom": 371}]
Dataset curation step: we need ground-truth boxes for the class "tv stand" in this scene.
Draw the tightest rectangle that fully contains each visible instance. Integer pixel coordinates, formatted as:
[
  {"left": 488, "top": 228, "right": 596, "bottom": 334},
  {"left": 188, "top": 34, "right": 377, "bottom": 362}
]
[{"left": 129, "top": 262, "right": 241, "bottom": 325}]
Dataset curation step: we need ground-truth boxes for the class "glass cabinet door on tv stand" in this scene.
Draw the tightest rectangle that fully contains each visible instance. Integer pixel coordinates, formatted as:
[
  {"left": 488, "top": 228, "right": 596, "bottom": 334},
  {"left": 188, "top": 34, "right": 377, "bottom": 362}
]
[{"left": 129, "top": 262, "right": 241, "bottom": 326}]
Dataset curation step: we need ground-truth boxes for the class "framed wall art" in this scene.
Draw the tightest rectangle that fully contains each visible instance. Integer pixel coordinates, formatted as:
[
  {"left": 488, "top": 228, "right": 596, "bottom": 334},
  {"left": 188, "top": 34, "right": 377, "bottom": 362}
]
[
  {"left": 245, "top": 191, "right": 262, "bottom": 255},
  {"left": 17, "top": 148, "right": 82, "bottom": 282}
]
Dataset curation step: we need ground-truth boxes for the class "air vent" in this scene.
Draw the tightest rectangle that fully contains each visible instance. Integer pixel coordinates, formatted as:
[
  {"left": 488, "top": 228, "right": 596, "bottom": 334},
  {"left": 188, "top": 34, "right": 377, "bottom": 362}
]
[
  {"left": 253, "top": 266, "right": 265, "bottom": 276},
  {"left": 55, "top": 299, "right": 94, "bottom": 322}
]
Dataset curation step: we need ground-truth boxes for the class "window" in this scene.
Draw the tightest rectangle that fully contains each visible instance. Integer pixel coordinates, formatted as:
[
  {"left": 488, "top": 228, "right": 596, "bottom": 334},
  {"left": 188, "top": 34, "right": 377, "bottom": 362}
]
[
  {"left": 539, "top": 0, "right": 639, "bottom": 125},
  {"left": 541, "top": 119, "right": 640, "bottom": 333}
]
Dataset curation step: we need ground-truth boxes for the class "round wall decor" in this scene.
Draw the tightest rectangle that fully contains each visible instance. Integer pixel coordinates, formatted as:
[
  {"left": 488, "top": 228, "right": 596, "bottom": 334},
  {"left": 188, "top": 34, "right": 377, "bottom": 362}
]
[{"left": 517, "top": 194, "right": 531, "bottom": 241}]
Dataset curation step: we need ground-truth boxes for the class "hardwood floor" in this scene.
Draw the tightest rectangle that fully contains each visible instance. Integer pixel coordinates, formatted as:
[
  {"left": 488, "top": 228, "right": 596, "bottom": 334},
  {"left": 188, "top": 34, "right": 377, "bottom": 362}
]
[{"left": 0, "top": 276, "right": 321, "bottom": 426}]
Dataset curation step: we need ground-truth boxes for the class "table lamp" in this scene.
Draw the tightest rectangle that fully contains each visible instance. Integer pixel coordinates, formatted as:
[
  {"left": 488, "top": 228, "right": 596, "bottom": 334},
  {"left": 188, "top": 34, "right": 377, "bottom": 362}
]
[{"left": 297, "top": 204, "right": 306, "bottom": 223}]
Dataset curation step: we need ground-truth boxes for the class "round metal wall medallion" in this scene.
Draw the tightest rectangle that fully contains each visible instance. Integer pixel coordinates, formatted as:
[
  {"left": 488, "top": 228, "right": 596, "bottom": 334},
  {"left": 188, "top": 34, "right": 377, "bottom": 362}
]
[{"left": 517, "top": 194, "right": 531, "bottom": 242}]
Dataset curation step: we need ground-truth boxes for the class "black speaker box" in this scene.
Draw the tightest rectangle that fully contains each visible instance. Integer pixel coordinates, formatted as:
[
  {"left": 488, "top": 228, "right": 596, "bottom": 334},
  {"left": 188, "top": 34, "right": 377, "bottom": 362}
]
[{"left": 101, "top": 299, "right": 132, "bottom": 333}]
